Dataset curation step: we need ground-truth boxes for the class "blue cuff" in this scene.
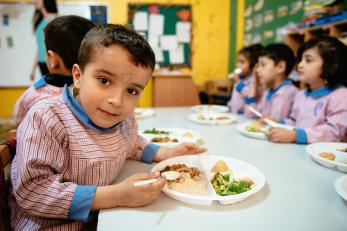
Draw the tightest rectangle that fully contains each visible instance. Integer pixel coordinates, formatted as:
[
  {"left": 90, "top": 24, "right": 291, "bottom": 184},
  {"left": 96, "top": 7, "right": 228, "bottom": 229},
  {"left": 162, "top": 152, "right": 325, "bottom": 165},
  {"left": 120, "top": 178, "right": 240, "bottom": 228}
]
[
  {"left": 140, "top": 143, "right": 160, "bottom": 163},
  {"left": 295, "top": 128, "right": 308, "bottom": 144},
  {"left": 68, "top": 185, "right": 96, "bottom": 221},
  {"left": 279, "top": 118, "right": 286, "bottom": 124},
  {"left": 245, "top": 97, "right": 256, "bottom": 104},
  {"left": 236, "top": 82, "right": 245, "bottom": 93}
]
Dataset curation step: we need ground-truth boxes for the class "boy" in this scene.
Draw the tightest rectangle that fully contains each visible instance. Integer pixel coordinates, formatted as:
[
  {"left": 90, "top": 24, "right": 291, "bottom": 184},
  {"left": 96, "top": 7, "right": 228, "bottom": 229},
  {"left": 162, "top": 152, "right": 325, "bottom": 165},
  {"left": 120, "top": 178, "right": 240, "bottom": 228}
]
[
  {"left": 13, "top": 15, "right": 94, "bottom": 125},
  {"left": 245, "top": 44, "right": 298, "bottom": 119},
  {"left": 9, "top": 24, "right": 206, "bottom": 230}
]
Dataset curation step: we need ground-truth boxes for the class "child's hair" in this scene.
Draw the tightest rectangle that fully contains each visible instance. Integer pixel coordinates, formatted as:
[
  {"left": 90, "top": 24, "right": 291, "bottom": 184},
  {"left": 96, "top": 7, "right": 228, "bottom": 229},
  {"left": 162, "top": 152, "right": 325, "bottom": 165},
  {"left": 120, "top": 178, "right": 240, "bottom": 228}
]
[
  {"left": 238, "top": 43, "right": 264, "bottom": 70},
  {"left": 260, "top": 43, "right": 295, "bottom": 76},
  {"left": 44, "top": 15, "right": 95, "bottom": 70},
  {"left": 78, "top": 24, "right": 156, "bottom": 71},
  {"left": 297, "top": 36, "right": 347, "bottom": 88}
]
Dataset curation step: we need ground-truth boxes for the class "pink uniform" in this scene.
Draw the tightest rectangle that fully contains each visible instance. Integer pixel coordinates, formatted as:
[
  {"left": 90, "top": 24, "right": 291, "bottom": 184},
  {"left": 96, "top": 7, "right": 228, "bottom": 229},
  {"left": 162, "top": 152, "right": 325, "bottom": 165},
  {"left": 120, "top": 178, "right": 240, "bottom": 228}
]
[
  {"left": 9, "top": 86, "right": 159, "bottom": 230},
  {"left": 12, "top": 76, "right": 69, "bottom": 124},
  {"left": 227, "top": 75, "right": 253, "bottom": 114},
  {"left": 280, "top": 86, "right": 347, "bottom": 144},
  {"left": 245, "top": 80, "right": 298, "bottom": 119}
]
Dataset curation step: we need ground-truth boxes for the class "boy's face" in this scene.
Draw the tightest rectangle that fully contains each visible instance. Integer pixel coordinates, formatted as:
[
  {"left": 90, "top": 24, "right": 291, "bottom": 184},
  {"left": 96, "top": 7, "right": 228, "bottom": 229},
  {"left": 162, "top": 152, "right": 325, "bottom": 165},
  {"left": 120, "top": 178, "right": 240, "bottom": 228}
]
[
  {"left": 72, "top": 44, "right": 153, "bottom": 128},
  {"left": 257, "top": 56, "right": 280, "bottom": 85},
  {"left": 297, "top": 47, "right": 323, "bottom": 85},
  {"left": 236, "top": 53, "right": 251, "bottom": 76}
]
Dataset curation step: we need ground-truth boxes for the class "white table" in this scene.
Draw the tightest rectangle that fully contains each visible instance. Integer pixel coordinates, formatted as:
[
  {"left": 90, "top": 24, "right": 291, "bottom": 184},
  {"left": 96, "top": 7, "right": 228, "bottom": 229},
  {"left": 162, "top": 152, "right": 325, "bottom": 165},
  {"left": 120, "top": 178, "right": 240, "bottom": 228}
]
[{"left": 98, "top": 107, "right": 347, "bottom": 231}]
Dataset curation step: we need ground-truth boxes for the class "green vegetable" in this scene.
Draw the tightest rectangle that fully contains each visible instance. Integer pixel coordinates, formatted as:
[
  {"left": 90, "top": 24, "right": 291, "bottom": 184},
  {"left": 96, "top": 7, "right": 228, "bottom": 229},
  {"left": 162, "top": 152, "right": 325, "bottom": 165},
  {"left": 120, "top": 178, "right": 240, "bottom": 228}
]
[
  {"left": 143, "top": 128, "right": 170, "bottom": 135},
  {"left": 211, "top": 172, "right": 252, "bottom": 196}
]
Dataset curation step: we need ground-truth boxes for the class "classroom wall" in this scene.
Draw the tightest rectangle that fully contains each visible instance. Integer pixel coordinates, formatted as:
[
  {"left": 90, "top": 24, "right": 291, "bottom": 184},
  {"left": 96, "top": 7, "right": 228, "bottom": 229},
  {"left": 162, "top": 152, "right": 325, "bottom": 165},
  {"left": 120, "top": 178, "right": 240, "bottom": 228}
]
[{"left": 0, "top": 0, "right": 231, "bottom": 118}]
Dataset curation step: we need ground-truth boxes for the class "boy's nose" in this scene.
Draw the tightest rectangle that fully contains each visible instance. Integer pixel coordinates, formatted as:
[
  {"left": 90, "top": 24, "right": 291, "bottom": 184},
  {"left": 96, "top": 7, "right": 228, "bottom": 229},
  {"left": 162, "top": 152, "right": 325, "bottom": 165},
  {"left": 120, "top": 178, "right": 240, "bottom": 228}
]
[{"left": 107, "top": 93, "right": 123, "bottom": 107}]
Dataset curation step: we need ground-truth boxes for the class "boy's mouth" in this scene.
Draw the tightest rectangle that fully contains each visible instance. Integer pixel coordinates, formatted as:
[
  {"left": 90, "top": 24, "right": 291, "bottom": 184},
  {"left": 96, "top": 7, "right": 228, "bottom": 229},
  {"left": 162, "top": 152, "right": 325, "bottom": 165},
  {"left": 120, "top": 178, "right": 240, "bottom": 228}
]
[{"left": 99, "top": 108, "right": 119, "bottom": 118}]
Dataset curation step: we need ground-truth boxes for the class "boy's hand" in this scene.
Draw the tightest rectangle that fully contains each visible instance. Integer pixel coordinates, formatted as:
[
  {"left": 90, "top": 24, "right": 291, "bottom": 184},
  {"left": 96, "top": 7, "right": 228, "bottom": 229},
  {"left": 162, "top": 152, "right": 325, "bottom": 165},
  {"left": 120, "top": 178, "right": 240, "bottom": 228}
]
[
  {"left": 268, "top": 128, "right": 296, "bottom": 143},
  {"left": 154, "top": 142, "right": 207, "bottom": 162},
  {"left": 228, "top": 73, "right": 240, "bottom": 83},
  {"left": 115, "top": 172, "right": 166, "bottom": 207}
]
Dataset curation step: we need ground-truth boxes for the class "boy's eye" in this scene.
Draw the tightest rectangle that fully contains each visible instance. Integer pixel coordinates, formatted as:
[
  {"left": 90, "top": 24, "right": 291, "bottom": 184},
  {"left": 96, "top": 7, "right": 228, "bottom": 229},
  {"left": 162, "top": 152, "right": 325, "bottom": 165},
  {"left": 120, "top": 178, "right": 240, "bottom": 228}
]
[
  {"left": 128, "top": 88, "right": 139, "bottom": 95},
  {"left": 98, "top": 77, "right": 110, "bottom": 85}
]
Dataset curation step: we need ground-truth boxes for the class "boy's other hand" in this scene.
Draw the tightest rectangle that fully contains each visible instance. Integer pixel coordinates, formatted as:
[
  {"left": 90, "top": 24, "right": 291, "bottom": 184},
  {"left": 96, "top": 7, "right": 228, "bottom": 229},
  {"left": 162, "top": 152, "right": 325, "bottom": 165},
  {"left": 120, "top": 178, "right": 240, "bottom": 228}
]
[
  {"left": 268, "top": 128, "right": 296, "bottom": 143},
  {"left": 116, "top": 172, "right": 165, "bottom": 207},
  {"left": 154, "top": 142, "right": 207, "bottom": 162}
]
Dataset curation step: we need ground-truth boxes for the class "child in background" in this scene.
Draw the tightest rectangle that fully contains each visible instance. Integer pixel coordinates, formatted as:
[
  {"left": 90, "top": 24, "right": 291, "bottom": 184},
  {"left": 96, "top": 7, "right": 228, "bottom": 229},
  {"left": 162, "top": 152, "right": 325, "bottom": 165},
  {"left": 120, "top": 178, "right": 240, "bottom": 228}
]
[
  {"left": 245, "top": 44, "right": 298, "bottom": 119},
  {"left": 267, "top": 36, "right": 347, "bottom": 143},
  {"left": 13, "top": 15, "right": 94, "bottom": 125},
  {"left": 227, "top": 44, "right": 264, "bottom": 114},
  {"left": 9, "top": 24, "right": 206, "bottom": 230}
]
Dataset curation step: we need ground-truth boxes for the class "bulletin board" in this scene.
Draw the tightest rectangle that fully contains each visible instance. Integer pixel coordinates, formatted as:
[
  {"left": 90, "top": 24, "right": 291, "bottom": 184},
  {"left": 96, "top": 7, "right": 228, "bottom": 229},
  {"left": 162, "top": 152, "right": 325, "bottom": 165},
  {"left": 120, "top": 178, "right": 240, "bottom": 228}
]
[
  {"left": 128, "top": 4, "right": 192, "bottom": 67},
  {"left": 0, "top": 2, "right": 108, "bottom": 87},
  {"left": 243, "top": 0, "right": 304, "bottom": 46}
]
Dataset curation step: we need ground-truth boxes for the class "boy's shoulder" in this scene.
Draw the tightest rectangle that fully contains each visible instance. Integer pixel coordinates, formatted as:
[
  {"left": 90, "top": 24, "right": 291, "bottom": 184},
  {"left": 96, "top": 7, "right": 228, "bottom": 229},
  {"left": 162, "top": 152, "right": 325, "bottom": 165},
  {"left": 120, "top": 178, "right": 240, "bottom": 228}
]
[{"left": 27, "top": 94, "right": 69, "bottom": 122}]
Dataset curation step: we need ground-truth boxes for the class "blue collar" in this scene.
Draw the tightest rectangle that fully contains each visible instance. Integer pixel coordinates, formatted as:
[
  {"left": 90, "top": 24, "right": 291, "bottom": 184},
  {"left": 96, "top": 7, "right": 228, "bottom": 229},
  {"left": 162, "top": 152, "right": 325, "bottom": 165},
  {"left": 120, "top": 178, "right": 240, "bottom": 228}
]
[
  {"left": 62, "top": 85, "right": 119, "bottom": 133},
  {"left": 266, "top": 80, "right": 291, "bottom": 101},
  {"left": 304, "top": 85, "right": 334, "bottom": 98},
  {"left": 34, "top": 75, "right": 47, "bottom": 88}
]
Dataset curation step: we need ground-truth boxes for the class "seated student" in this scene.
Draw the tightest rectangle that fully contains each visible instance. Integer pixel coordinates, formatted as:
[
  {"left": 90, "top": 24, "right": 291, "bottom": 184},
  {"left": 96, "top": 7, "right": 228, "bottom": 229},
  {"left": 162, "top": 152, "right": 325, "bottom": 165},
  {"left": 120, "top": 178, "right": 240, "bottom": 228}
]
[
  {"left": 13, "top": 15, "right": 94, "bottom": 125},
  {"left": 9, "top": 24, "right": 207, "bottom": 230},
  {"left": 244, "top": 44, "right": 298, "bottom": 119},
  {"left": 266, "top": 36, "right": 347, "bottom": 143},
  {"left": 227, "top": 44, "right": 264, "bottom": 114}
]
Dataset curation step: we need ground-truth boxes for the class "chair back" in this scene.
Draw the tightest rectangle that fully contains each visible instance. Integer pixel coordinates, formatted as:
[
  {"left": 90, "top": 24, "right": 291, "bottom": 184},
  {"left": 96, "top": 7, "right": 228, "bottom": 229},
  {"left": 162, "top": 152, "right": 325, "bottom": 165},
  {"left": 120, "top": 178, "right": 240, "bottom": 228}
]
[{"left": 0, "top": 140, "right": 15, "bottom": 231}]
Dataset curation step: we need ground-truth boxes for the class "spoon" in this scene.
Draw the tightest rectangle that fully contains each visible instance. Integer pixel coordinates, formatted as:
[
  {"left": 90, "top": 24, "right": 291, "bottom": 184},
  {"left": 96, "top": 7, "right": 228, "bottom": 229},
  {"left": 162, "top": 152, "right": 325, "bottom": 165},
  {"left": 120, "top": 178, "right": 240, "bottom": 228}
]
[
  {"left": 247, "top": 106, "right": 294, "bottom": 130},
  {"left": 134, "top": 171, "right": 180, "bottom": 187}
]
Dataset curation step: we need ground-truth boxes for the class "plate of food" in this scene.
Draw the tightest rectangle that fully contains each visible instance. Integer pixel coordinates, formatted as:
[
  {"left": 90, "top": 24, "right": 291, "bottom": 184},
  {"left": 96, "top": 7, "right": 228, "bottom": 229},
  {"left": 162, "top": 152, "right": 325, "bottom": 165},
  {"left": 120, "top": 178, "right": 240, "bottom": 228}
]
[
  {"left": 134, "top": 108, "right": 155, "bottom": 119},
  {"left": 140, "top": 128, "right": 202, "bottom": 147},
  {"left": 236, "top": 122, "right": 269, "bottom": 140},
  {"left": 191, "top": 105, "right": 229, "bottom": 113},
  {"left": 305, "top": 142, "right": 347, "bottom": 172},
  {"left": 334, "top": 175, "right": 347, "bottom": 201},
  {"left": 187, "top": 113, "right": 236, "bottom": 125},
  {"left": 151, "top": 155, "right": 266, "bottom": 206}
]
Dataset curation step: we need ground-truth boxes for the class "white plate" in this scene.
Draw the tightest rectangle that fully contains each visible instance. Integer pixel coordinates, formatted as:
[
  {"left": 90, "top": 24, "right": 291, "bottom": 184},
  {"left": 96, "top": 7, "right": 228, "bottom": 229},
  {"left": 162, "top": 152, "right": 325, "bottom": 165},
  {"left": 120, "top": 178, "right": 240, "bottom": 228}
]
[
  {"left": 335, "top": 175, "right": 347, "bottom": 201},
  {"left": 191, "top": 105, "right": 229, "bottom": 113},
  {"left": 151, "top": 155, "right": 266, "bottom": 206},
  {"left": 236, "top": 122, "right": 267, "bottom": 140},
  {"left": 306, "top": 142, "right": 347, "bottom": 172},
  {"left": 140, "top": 128, "right": 202, "bottom": 148},
  {"left": 134, "top": 108, "right": 155, "bottom": 119},
  {"left": 187, "top": 112, "right": 236, "bottom": 125}
]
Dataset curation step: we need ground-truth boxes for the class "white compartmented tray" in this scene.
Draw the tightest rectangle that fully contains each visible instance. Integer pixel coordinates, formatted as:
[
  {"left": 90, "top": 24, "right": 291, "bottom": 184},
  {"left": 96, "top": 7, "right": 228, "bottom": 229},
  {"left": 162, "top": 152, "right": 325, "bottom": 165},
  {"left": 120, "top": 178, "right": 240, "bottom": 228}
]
[{"left": 151, "top": 155, "right": 266, "bottom": 206}]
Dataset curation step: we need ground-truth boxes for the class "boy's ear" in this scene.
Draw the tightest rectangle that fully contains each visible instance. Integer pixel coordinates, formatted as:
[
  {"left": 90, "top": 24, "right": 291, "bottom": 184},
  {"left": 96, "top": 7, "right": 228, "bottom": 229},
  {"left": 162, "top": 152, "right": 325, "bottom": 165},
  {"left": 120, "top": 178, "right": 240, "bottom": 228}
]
[
  {"left": 72, "top": 64, "right": 82, "bottom": 88},
  {"left": 276, "top": 60, "right": 286, "bottom": 74},
  {"left": 46, "top": 50, "right": 59, "bottom": 69}
]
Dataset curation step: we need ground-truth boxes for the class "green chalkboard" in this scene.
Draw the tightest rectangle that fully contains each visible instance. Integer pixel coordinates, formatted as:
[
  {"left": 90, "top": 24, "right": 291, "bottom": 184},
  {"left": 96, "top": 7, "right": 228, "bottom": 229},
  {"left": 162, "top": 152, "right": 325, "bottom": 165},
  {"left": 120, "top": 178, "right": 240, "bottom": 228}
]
[
  {"left": 128, "top": 4, "right": 192, "bottom": 67},
  {"left": 244, "top": 0, "right": 304, "bottom": 46}
]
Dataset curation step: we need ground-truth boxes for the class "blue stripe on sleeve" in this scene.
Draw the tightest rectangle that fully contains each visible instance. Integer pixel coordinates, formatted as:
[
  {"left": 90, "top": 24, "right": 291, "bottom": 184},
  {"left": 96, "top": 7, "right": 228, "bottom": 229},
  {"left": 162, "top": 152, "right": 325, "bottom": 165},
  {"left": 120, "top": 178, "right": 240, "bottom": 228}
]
[
  {"left": 245, "top": 97, "right": 256, "bottom": 104},
  {"left": 236, "top": 82, "right": 246, "bottom": 93},
  {"left": 295, "top": 128, "right": 308, "bottom": 144},
  {"left": 279, "top": 118, "right": 286, "bottom": 124},
  {"left": 68, "top": 185, "right": 96, "bottom": 221},
  {"left": 140, "top": 143, "right": 160, "bottom": 163}
]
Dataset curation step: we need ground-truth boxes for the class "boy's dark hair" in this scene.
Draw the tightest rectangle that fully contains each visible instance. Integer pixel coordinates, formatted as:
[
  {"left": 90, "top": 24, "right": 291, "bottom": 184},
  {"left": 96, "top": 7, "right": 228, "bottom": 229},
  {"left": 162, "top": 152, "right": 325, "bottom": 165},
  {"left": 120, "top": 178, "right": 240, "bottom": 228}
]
[
  {"left": 297, "top": 36, "right": 347, "bottom": 88},
  {"left": 44, "top": 15, "right": 94, "bottom": 70},
  {"left": 239, "top": 44, "right": 264, "bottom": 70},
  {"left": 260, "top": 43, "right": 295, "bottom": 76},
  {"left": 78, "top": 24, "right": 156, "bottom": 71}
]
